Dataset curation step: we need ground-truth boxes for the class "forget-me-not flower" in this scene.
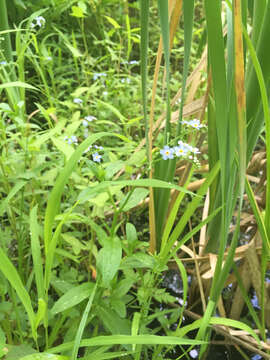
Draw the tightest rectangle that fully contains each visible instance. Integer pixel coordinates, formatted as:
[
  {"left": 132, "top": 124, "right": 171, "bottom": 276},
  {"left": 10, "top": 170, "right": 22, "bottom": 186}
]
[
  {"left": 174, "top": 143, "right": 188, "bottom": 157},
  {"left": 92, "top": 152, "right": 102, "bottom": 163},
  {"left": 251, "top": 293, "right": 260, "bottom": 309},
  {"left": 0, "top": 61, "right": 7, "bottom": 65},
  {"left": 64, "top": 135, "right": 78, "bottom": 145},
  {"left": 189, "top": 349, "right": 198, "bottom": 359},
  {"left": 182, "top": 118, "right": 204, "bottom": 129},
  {"left": 31, "top": 16, "right": 46, "bottom": 28},
  {"left": 251, "top": 355, "right": 262, "bottom": 360},
  {"left": 160, "top": 146, "right": 174, "bottom": 160},
  {"left": 73, "top": 98, "right": 83, "bottom": 105}
]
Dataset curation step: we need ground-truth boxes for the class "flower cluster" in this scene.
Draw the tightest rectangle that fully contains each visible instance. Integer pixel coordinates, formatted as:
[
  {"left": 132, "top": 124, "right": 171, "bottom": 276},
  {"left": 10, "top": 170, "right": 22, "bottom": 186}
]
[
  {"left": 160, "top": 141, "right": 200, "bottom": 161},
  {"left": 82, "top": 115, "right": 96, "bottom": 127},
  {"left": 30, "top": 16, "right": 46, "bottom": 28},
  {"left": 182, "top": 118, "right": 204, "bottom": 129},
  {"left": 64, "top": 135, "right": 78, "bottom": 145},
  {"left": 63, "top": 135, "right": 103, "bottom": 163}
]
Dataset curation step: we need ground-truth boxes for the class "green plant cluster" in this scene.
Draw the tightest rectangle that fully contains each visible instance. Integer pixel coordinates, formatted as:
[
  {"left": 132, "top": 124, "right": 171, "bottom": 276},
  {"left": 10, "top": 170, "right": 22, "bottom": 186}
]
[{"left": 0, "top": 0, "right": 269, "bottom": 359}]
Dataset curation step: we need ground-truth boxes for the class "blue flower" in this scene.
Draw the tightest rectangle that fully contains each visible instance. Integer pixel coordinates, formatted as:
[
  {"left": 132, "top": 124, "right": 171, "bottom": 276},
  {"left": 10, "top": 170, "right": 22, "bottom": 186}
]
[
  {"left": 251, "top": 354, "right": 262, "bottom": 360},
  {"left": 189, "top": 349, "right": 198, "bottom": 358},
  {"left": 160, "top": 146, "right": 174, "bottom": 160},
  {"left": 182, "top": 119, "right": 204, "bottom": 129},
  {"left": 64, "top": 135, "right": 78, "bottom": 145},
  {"left": 31, "top": 16, "right": 46, "bottom": 28},
  {"left": 0, "top": 61, "right": 7, "bottom": 65},
  {"left": 251, "top": 293, "right": 260, "bottom": 309},
  {"left": 129, "top": 60, "right": 139, "bottom": 65},
  {"left": 85, "top": 115, "right": 96, "bottom": 122},
  {"left": 36, "top": 16, "right": 46, "bottom": 27},
  {"left": 73, "top": 98, "right": 83, "bottom": 105},
  {"left": 92, "top": 152, "right": 102, "bottom": 163},
  {"left": 174, "top": 143, "right": 188, "bottom": 157}
]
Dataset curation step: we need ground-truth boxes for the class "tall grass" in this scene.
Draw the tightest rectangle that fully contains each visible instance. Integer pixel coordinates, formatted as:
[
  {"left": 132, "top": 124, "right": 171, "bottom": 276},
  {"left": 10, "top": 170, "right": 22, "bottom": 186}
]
[{"left": 140, "top": 0, "right": 270, "bottom": 356}]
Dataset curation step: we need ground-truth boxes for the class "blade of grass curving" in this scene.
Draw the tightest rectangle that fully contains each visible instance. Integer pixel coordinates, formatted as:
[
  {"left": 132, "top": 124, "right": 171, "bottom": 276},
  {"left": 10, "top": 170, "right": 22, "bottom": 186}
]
[
  {"left": 178, "top": 317, "right": 260, "bottom": 345},
  {"left": 160, "top": 168, "right": 194, "bottom": 252},
  {"left": 0, "top": 248, "right": 35, "bottom": 338},
  {"left": 78, "top": 179, "right": 196, "bottom": 202},
  {"left": 0, "top": 180, "right": 26, "bottom": 216},
  {"left": 0, "top": 81, "right": 39, "bottom": 91},
  {"left": 44, "top": 132, "right": 118, "bottom": 254},
  {"left": 45, "top": 202, "right": 78, "bottom": 292},
  {"left": 159, "top": 161, "right": 220, "bottom": 260},
  {"left": 165, "top": 205, "right": 223, "bottom": 264},
  {"left": 48, "top": 335, "right": 206, "bottom": 354},
  {"left": 30, "top": 205, "right": 45, "bottom": 300},
  {"left": 242, "top": 25, "right": 270, "bottom": 237},
  {"left": 71, "top": 284, "right": 97, "bottom": 360}
]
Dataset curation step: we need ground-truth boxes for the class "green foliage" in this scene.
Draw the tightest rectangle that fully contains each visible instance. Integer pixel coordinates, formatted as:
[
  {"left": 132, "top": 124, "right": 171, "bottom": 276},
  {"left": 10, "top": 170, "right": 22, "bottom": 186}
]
[{"left": 0, "top": 0, "right": 269, "bottom": 359}]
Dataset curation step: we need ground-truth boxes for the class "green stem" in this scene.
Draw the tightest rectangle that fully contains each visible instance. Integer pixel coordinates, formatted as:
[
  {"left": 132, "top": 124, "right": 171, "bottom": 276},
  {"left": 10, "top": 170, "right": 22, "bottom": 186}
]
[{"left": 0, "top": 0, "right": 13, "bottom": 62}]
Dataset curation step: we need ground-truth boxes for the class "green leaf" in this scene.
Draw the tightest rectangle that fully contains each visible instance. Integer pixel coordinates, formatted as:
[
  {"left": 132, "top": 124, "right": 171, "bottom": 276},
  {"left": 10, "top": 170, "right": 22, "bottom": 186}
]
[
  {"left": 0, "top": 82, "right": 38, "bottom": 91},
  {"left": 104, "top": 161, "right": 124, "bottom": 180},
  {"left": 120, "top": 188, "right": 149, "bottom": 211},
  {"left": 51, "top": 137, "right": 74, "bottom": 160},
  {"left": 0, "top": 180, "right": 26, "bottom": 216},
  {"left": 104, "top": 16, "right": 121, "bottom": 29},
  {"left": 51, "top": 282, "right": 95, "bottom": 315},
  {"left": 0, "top": 248, "right": 35, "bottom": 335},
  {"left": 126, "top": 223, "right": 137, "bottom": 244},
  {"left": 97, "top": 237, "right": 122, "bottom": 287},
  {"left": 70, "top": 6, "right": 85, "bottom": 18},
  {"left": 121, "top": 253, "right": 156, "bottom": 269},
  {"left": 78, "top": 178, "right": 195, "bottom": 203},
  {"left": 34, "top": 298, "right": 46, "bottom": 331},
  {"left": 48, "top": 335, "right": 206, "bottom": 354},
  {"left": 44, "top": 132, "right": 117, "bottom": 254},
  {"left": 30, "top": 205, "right": 45, "bottom": 301},
  {"left": 20, "top": 354, "right": 68, "bottom": 360},
  {"left": 71, "top": 284, "right": 97, "bottom": 360},
  {"left": 0, "top": 325, "right": 5, "bottom": 344}
]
